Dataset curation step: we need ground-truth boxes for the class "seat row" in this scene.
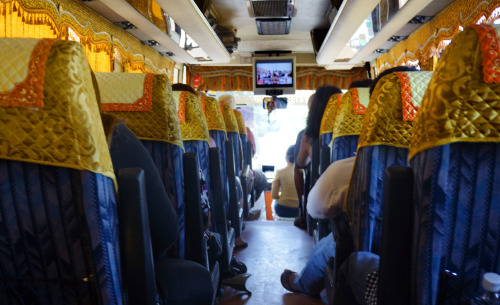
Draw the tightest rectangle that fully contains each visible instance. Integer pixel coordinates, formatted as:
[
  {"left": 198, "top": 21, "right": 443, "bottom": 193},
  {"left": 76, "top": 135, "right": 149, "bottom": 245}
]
[
  {"left": 309, "top": 24, "right": 500, "bottom": 305},
  {"left": 0, "top": 37, "right": 253, "bottom": 304}
]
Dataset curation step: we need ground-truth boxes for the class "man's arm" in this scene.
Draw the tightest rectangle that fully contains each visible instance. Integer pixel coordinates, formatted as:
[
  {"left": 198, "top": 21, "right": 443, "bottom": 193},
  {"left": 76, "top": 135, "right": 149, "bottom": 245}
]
[
  {"left": 296, "top": 135, "right": 311, "bottom": 169},
  {"left": 294, "top": 166, "right": 304, "bottom": 210},
  {"left": 271, "top": 173, "right": 281, "bottom": 200}
]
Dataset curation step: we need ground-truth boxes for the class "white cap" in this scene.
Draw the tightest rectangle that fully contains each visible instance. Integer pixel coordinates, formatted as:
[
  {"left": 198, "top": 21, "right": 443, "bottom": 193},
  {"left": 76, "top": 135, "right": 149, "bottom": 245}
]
[{"left": 482, "top": 273, "right": 500, "bottom": 292}]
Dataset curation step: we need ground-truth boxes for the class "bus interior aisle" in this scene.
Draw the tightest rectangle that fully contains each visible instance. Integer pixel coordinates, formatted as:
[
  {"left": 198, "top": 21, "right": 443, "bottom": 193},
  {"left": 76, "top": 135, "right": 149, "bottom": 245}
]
[
  {"left": 221, "top": 222, "right": 326, "bottom": 305},
  {"left": 220, "top": 195, "right": 327, "bottom": 305}
]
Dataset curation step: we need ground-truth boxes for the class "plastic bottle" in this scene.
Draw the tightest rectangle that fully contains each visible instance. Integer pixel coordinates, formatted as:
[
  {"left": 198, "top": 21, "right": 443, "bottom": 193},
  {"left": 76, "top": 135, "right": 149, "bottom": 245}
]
[{"left": 470, "top": 273, "right": 500, "bottom": 304}]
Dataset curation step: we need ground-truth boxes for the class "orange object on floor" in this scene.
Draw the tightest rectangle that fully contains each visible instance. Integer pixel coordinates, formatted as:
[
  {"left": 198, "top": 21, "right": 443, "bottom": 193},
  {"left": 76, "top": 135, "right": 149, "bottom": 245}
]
[{"left": 264, "top": 191, "right": 274, "bottom": 220}]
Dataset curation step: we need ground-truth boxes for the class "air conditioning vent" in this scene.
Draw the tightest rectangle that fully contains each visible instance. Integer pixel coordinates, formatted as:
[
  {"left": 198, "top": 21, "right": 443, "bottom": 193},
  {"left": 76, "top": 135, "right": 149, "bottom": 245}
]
[
  {"left": 247, "top": 0, "right": 296, "bottom": 18},
  {"left": 256, "top": 18, "right": 291, "bottom": 35}
]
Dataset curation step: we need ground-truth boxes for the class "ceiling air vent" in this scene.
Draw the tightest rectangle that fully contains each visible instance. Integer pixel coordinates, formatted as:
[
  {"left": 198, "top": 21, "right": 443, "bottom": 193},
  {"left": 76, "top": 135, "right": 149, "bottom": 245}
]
[
  {"left": 256, "top": 18, "right": 291, "bottom": 35},
  {"left": 247, "top": 0, "right": 296, "bottom": 18}
]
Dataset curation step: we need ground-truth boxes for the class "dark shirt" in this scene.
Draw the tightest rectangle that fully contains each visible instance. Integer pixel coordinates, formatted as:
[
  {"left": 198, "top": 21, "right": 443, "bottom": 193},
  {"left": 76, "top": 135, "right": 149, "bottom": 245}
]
[
  {"left": 294, "top": 129, "right": 306, "bottom": 166},
  {"left": 109, "top": 124, "right": 178, "bottom": 261}
]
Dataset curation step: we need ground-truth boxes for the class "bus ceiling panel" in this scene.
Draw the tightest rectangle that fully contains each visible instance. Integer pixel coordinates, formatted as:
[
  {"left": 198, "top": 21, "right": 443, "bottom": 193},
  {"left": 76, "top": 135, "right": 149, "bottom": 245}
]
[
  {"left": 155, "top": 0, "right": 231, "bottom": 63},
  {"left": 315, "top": 0, "right": 380, "bottom": 66},
  {"left": 349, "top": 0, "right": 434, "bottom": 64},
  {"left": 86, "top": 0, "right": 198, "bottom": 64}
]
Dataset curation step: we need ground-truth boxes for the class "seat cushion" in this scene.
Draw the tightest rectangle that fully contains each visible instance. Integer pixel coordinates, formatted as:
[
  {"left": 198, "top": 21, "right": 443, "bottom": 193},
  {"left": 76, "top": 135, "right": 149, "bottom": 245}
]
[
  {"left": 142, "top": 140, "right": 185, "bottom": 259},
  {"left": 347, "top": 145, "right": 409, "bottom": 253},
  {"left": 411, "top": 142, "right": 500, "bottom": 305},
  {"left": 0, "top": 161, "right": 121, "bottom": 305},
  {"left": 332, "top": 135, "right": 359, "bottom": 162},
  {"left": 156, "top": 258, "right": 213, "bottom": 305}
]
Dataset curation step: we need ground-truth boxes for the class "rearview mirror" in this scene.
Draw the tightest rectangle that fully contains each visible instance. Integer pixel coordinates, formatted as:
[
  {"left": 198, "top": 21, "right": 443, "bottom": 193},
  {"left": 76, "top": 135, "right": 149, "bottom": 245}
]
[{"left": 263, "top": 97, "right": 288, "bottom": 112}]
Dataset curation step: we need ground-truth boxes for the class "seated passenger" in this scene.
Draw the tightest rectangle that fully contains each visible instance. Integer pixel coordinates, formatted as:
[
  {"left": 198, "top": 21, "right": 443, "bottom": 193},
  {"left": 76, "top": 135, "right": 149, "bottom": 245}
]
[
  {"left": 281, "top": 156, "right": 355, "bottom": 296},
  {"left": 271, "top": 145, "right": 300, "bottom": 218},
  {"left": 282, "top": 68, "right": 416, "bottom": 298}
]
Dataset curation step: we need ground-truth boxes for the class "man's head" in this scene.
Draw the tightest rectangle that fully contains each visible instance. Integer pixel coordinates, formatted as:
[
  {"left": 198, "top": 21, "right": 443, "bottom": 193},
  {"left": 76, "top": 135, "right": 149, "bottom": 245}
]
[{"left": 219, "top": 94, "right": 236, "bottom": 109}]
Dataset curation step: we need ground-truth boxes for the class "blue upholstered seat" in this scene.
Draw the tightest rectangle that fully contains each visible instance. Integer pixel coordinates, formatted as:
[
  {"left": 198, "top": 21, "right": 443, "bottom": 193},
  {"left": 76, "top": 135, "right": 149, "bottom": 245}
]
[
  {"left": 346, "top": 70, "right": 433, "bottom": 253},
  {"left": 331, "top": 87, "right": 370, "bottom": 162},
  {"left": 331, "top": 135, "right": 359, "bottom": 162},
  {"left": 0, "top": 39, "right": 122, "bottom": 304},
  {"left": 409, "top": 25, "right": 500, "bottom": 305},
  {"left": 97, "top": 72, "right": 186, "bottom": 259}
]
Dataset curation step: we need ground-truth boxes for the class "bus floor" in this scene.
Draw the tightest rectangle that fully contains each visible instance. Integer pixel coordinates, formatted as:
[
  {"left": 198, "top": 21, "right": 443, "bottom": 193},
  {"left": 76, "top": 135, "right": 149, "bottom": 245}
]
[{"left": 219, "top": 220, "right": 328, "bottom": 304}]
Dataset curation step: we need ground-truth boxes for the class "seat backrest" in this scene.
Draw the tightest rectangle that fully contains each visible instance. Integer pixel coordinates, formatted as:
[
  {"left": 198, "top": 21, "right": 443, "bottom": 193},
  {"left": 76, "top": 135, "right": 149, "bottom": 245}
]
[
  {"left": 331, "top": 87, "right": 370, "bottom": 162},
  {"left": 409, "top": 24, "right": 500, "bottom": 305},
  {"left": 0, "top": 39, "right": 122, "bottom": 305},
  {"left": 172, "top": 90, "right": 211, "bottom": 193},
  {"left": 234, "top": 109, "right": 248, "bottom": 163},
  {"left": 319, "top": 93, "right": 343, "bottom": 147},
  {"left": 97, "top": 72, "right": 186, "bottom": 258},
  {"left": 221, "top": 104, "right": 243, "bottom": 175},
  {"left": 346, "top": 70, "right": 433, "bottom": 253},
  {"left": 203, "top": 96, "right": 229, "bottom": 210}
]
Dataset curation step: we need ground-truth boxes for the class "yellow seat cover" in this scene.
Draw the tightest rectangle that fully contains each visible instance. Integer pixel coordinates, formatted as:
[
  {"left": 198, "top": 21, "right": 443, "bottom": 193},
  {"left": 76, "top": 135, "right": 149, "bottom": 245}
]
[
  {"left": 97, "top": 72, "right": 184, "bottom": 149},
  {"left": 410, "top": 24, "right": 500, "bottom": 159},
  {"left": 0, "top": 38, "right": 114, "bottom": 180}
]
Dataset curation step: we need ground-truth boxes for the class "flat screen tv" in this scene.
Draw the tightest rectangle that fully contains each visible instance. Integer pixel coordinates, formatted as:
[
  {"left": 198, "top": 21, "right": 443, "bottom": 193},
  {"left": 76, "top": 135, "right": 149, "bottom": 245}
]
[{"left": 253, "top": 57, "right": 296, "bottom": 95}]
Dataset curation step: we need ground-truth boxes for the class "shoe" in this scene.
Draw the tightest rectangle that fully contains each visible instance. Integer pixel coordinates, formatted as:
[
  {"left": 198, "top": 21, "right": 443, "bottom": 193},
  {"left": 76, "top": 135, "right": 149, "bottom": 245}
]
[
  {"left": 294, "top": 216, "right": 307, "bottom": 229},
  {"left": 222, "top": 273, "right": 252, "bottom": 292},
  {"left": 234, "top": 241, "right": 248, "bottom": 250},
  {"left": 248, "top": 209, "right": 261, "bottom": 221},
  {"left": 280, "top": 269, "right": 301, "bottom": 293}
]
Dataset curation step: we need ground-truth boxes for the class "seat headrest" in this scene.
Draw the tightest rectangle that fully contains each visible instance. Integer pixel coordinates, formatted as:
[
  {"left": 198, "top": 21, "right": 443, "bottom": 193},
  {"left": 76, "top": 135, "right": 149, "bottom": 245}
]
[
  {"left": 233, "top": 109, "right": 247, "bottom": 135},
  {"left": 0, "top": 38, "right": 114, "bottom": 180},
  {"left": 221, "top": 104, "right": 239, "bottom": 133},
  {"left": 97, "top": 72, "right": 184, "bottom": 149},
  {"left": 410, "top": 24, "right": 500, "bottom": 160},
  {"left": 319, "top": 93, "right": 343, "bottom": 136},
  {"left": 203, "top": 96, "right": 226, "bottom": 132},
  {"left": 358, "top": 70, "right": 433, "bottom": 150},
  {"left": 332, "top": 88, "right": 370, "bottom": 138},
  {"left": 172, "top": 91, "right": 210, "bottom": 143}
]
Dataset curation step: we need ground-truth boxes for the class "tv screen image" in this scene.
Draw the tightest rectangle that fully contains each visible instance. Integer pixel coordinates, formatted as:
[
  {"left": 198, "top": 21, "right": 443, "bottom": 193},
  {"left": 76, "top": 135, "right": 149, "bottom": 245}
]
[
  {"left": 255, "top": 61, "right": 293, "bottom": 87},
  {"left": 253, "top": 56, "right": 296, "bottom": 95}
]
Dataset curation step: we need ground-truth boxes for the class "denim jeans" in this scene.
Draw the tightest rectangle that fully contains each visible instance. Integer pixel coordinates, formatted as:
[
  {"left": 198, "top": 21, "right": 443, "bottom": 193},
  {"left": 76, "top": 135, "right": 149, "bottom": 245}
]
[
  {"left": 294, "top": 232, "right": 336, "bottom": 296},
  {"left": 340, "top": 252, "right": 380, "bottom": 304}
]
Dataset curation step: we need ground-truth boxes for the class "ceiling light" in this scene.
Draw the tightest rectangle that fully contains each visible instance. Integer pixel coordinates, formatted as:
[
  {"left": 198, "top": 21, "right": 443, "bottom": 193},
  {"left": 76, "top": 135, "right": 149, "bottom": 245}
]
[{"left": 256, "top": 18, "right": 291, "bottom": 35}]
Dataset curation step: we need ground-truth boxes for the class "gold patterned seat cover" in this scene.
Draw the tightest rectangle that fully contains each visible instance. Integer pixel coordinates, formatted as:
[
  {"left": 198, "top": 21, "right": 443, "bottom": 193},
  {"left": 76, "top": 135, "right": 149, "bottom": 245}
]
[
  {"left": 234, "top": 109, "right": 247, "bottom": 135},
  {"left": 172, "top": 91, "right": 210, "bottom": 143},
  {"left": 409, "top": 24, "right": 500, "bottom": 160},
  {"left": 221, "top": 104, "right": 239, "bottom": 133},
  {"left": 203, "top": 96, "right": 226, "bottom": 132},
  {"left": 332, "top": 88, "right": 370, "bottom": 138},
  {"left": 97, "top": 72, "right": 184, "bottom": 149},
  {"left": 358, "top": 70, "right": 433, "bottom": 149},
  {"left": 319, "top": 93, "right": 342, "bottom": 136},
  {"left": 0, "top": 38, "right": 114, "bottom": 180}
]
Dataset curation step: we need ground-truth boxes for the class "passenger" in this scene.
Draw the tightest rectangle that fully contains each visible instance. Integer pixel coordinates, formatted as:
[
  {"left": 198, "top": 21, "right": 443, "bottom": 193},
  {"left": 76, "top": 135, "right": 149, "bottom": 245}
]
[
  {"left": 294, "top": 86, "right": 343, "bottom": 228},
  {"left": 281, "top": 68, "right": 417, "bottom": 298},
  {"left": 292, "top": 93, "right": 315, "bottom": 228},
  {"left": 271, "top": 145, "right": 300, "bottom": 218},
  {"left": 281, "top": 156, "right": 355, "bottom": 296},
  {"left": 219, "top": 94, "right": 236, "bottom": 109},
  {"left": 246, "top": 126, "right": 268, "bottom": 202}
]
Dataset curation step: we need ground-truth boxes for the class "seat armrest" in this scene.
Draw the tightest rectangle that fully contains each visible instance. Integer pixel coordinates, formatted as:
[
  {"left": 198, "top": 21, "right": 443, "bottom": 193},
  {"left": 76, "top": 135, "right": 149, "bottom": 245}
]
[
  {"left": 117, "top": 168, "right": 156, "bottom": 305},
  {"left": 183, "top": 152, "right": 209, "bottom": 269},
  {"left": 225, "top": 141, "right": 242, "bottom": 238},
  {"left": 377, "top": 166, "right": 414, "bottom": 305},
  {"left": 320, "top": 145, "right": 331, "bottom": 175},
  {"left": 330, "top": 212, "right": 355, "bottom": 287}
]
